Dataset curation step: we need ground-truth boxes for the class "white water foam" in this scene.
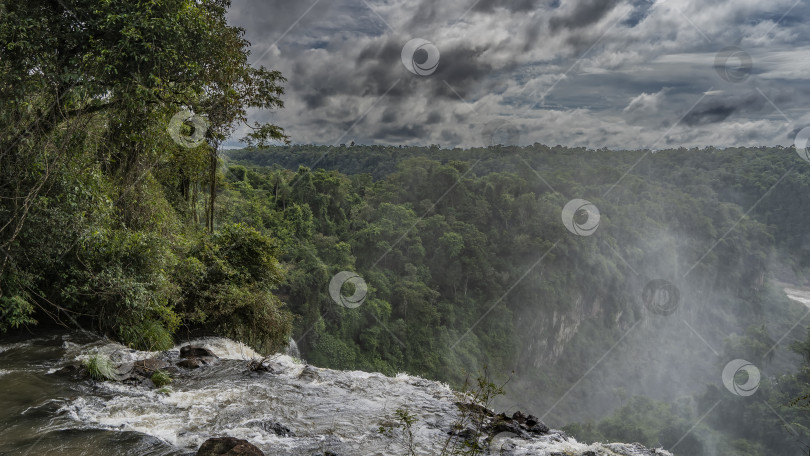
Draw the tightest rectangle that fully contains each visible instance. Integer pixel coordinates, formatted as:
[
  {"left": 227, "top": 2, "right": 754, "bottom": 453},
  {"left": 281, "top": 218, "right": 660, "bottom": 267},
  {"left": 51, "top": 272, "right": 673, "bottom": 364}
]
[
  {"left": 56, "top": 338, "right": 670, "bottom": 455},
  {"left": 785, "top": 287, "right": 810, "bottom": 307}
]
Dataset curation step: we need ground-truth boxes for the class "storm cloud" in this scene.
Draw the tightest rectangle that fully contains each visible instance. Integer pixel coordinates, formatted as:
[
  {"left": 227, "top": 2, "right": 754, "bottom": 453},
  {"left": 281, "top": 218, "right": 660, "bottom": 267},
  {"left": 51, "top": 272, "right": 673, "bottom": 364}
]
[{"left": 225, "top": 0, "right": 810, "bottom": 149}]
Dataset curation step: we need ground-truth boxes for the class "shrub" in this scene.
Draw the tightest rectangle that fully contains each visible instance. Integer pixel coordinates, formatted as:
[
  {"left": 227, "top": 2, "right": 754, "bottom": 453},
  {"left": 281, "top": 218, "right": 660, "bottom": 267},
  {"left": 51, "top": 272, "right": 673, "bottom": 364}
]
[{"left": 175, "top": 223, "right": 293, "bottom": 354}]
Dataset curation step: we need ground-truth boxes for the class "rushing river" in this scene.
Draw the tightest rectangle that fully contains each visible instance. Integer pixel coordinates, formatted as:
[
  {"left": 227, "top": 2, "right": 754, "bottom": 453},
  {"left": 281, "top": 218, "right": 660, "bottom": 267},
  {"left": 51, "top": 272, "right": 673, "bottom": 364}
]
[{"left": 0, "top": 331, "right": 670, "bottom": 455}]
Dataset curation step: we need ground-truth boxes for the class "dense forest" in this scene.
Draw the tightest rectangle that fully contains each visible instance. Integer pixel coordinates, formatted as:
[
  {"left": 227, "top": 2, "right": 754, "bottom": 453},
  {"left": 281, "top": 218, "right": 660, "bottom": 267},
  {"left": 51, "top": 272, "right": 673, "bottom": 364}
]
[
  {"left": 3, "top": 1, "right": 810, "bottom": 455},
  {"left": 225, "top": 145, "right": 810, "bottom": 455}
]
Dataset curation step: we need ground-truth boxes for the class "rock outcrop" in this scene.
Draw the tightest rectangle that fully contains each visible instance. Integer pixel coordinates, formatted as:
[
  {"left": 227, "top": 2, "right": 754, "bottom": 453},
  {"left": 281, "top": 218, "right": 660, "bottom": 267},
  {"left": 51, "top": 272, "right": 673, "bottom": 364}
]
[
  {"left": 196, "top": 437, "right": 264, "bottom": 456},
  {"left": 59, "top": 337, "right": 672, "bottom": 456}
]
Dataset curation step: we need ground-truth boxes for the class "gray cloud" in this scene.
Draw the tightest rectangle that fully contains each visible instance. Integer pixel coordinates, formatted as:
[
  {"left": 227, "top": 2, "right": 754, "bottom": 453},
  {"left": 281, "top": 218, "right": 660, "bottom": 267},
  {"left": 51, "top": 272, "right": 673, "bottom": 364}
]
[
  {"left": 472, "top": 0, "right": 543, "bottom": 13},
  {"left": 224, "top": 0, "right": 810, "bottom": 150},
  {"left": 549, "top": 0, "right": 622, "bottom": 31}
]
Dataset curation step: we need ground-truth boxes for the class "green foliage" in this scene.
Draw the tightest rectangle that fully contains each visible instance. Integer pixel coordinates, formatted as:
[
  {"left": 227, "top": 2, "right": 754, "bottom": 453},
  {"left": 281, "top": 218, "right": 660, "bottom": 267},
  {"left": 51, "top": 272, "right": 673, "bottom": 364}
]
[
  {"left": 151, "top": 370, "right": 172, "bottom": 388},
  {"left": 378, "top": 407, "right": 418, "bottom": 456},
  {"left": 83, "top": 353, "right": 115, "bottom": 381},
  {"left": 0, "top": 295, "right": 37, "bottom": 332},
  {"left": 440, "top": 369, "right": 508, "bottom": 456},
  {"left": 222, "top": 145, "right": 810, "bottom": 456},
  {"left": 174, "top": 223, "right": 293, "bottom": 354},
  {"left": 724, "top": 325, "right": 777, "bottom": 364},
  {"left": 65, "top": 217, "right": 182, "bottom": 350},
  {"left": 220, "top": 145, "right": 798, "bottom": 391},
  {"left": 121, "top": 318, "right": 177, "bottom": 352},
  {"left": 0, "top": 0, "right": 290, "bottom": 355}
]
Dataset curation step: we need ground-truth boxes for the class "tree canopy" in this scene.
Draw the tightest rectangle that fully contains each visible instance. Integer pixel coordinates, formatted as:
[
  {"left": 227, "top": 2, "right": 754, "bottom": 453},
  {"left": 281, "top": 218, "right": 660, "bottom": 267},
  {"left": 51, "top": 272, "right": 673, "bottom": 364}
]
[{"left": 0, "top": 0, "right": 289, "bottom": 351}]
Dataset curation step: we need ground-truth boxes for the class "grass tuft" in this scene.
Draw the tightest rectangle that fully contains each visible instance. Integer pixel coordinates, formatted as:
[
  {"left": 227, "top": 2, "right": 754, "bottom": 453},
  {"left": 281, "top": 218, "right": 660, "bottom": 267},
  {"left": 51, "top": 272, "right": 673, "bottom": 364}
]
[
  {"left": 83, "top": 353, "right": 115, "bottom": 381},
  {"left": 151, "top": 370, "right": 172, "bottom": 388}
]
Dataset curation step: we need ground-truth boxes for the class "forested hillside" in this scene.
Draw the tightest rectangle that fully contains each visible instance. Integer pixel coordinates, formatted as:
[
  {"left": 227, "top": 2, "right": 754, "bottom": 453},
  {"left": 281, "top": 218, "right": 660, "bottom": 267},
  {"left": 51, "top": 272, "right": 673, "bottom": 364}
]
[{"left": 227, "top": 144, "right": 810, "bottom": 455}]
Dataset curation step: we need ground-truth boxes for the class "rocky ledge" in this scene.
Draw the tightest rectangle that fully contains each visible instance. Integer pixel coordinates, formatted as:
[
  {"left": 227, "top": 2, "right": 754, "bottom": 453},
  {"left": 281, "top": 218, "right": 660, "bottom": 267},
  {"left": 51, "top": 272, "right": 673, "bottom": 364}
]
[{"left": 58, "top": 338, "right": 672, "bottom": 456}]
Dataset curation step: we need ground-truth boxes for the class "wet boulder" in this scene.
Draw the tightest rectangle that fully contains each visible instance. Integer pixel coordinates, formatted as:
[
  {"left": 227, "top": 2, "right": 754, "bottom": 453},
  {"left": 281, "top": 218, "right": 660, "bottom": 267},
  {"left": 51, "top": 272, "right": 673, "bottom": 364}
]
[
  {"left": 178, "top": 345, "right": 218, "bottom": 369},
  {"left": 511, "top": 411, "right": 550, "bottom": 435},
  {"left": 131, "top": 358, "right": 173, "bottom": 381},
  {"left": 134, "top": 358, "right": 171, "bottom": 373},
  {"left": 109, "top": 358, "right": 173, "bottom": 384},
  {"left": 488, "top": 411, "right": 549, "bottom": 438},
  {"left": 196, "top": 437, "right": 264, "bottom": 456},
  {"left": 181, "top": 345, "right": 217, "bottom": 358},
  {"left": 177, "top": 357, "right": 217, "bottom": 369},
  {"left": 247, "top": 419, "right": 294, "bottom": 437}
]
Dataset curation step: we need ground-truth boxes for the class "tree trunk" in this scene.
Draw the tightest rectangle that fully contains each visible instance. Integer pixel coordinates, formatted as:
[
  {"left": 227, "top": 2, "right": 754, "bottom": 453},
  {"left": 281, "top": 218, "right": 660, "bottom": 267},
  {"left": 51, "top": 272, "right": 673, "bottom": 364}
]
[
  {"left": 208, "top": 148, "right": 217, "bottom": 232},
  {"left": 192, "top": 182, "right": 199, "bottom": 225}
]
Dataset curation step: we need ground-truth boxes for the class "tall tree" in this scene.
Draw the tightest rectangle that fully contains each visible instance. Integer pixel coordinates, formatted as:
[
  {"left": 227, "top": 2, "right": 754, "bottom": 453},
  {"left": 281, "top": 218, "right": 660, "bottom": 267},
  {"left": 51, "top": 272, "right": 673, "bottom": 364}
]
[{"left": 0, "top": 0, "right": 289, "bottom": 343}]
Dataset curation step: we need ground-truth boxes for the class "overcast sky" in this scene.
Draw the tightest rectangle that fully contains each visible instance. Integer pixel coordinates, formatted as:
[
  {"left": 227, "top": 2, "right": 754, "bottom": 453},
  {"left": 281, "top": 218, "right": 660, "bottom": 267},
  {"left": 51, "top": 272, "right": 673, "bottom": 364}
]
[{"left": 224, "top": 0, "right": 810, "bottom": 149}]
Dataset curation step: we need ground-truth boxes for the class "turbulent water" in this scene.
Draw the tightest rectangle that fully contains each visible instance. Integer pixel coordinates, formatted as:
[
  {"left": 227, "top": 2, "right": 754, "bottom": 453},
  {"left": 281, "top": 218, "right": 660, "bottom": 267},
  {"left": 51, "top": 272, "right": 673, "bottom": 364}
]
[
  {"left": 0, "top": 331, "right": 671, "bottom": 455},
  {"left": 785, "top": 287, "right": 810, "bottom": 309}
]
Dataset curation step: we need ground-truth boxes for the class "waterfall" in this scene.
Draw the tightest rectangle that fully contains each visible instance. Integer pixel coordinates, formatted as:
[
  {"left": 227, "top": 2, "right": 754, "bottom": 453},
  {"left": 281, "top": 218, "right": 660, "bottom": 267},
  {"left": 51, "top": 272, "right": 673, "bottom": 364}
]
[{"left": 285, "top": 337, "right": 300, "bottom": 359}]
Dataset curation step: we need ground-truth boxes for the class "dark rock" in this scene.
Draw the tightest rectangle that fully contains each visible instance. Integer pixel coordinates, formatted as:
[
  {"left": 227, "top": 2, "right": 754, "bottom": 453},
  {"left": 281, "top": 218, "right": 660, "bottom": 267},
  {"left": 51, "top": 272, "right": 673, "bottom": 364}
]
[
  {"left": 177, "top": 345, "right": 218, "bottom": 369},
  {"left": 513, "top": 412, "right": 549, "bottom": 435},
  {"left": 181, "top": 345, "right": 217, "bottom": 359},
  {"left": 247, "top": 419, "right": 294, "bottom": 437},
  {"left": 134, "top": 358, "right": 170, "bottom": 373},
  {"left": 491, "top": 413, "right": 523, "bottom": 436},
  {"left": 116, "top": 358, "right": 172, "bottom": 382},
  {"left": 449, "top": 427, "right": 477, "bottom": 441},
  {"left": 492, "top": 411, "right": 549, "bottom": 437},
  {"left": 444, "top": 405, "right": 552, "bottom": 447},
  {"left": 267, "top": 421, "right": 293, "bottom": 437},
  {"left": 177, "top": 358, "right": 200, "bottom": 369},
  {"left": 528, "top": 421, "right": 550, "bottom": 434},
  {"left": 196, "top": 437, "right": 264, "bottom": 456},
  {"left": 455, "top": 401, "right": 494, "bottom": 418},
  {"left": 247, "top": 358, "right": 281, "bottom": 374},
  {"left": 177, "top": 357, "right": 217, "bottom": 369}
]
